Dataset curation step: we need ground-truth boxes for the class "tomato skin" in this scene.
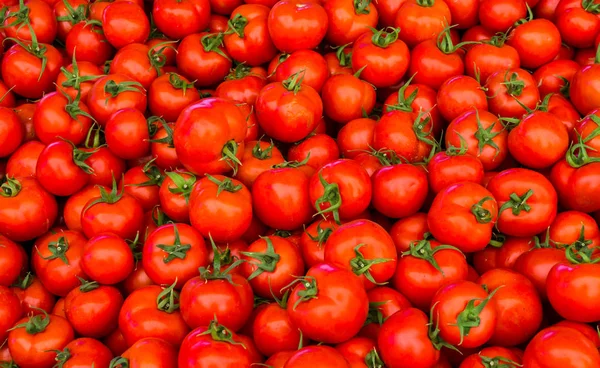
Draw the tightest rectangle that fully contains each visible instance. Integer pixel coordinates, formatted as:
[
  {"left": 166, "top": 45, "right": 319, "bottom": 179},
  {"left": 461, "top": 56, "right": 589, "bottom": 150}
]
[
  {"left": 274, "top": 50, "right": 330, "bottom": 93},
  {"left": 0, "top": 286, "right": 23, "bottom": 344},
  {"left": 177, "top": 32, "right": 232, "bottom": 88},
  {"left": 179, "top": 273, "right": 254, "bottom": 332},
  {"left": 570, "top": 63, "right": 600, "bottom": 116},
  {"left": 63, "top": 185, "right": 105, "bottom": 233},
  {"left": 507, "top": 19, "right": 561, "bottom": 69},
  {"left": 486, "top": 68, "right": 540, "bottom": 119},
  {"left": 287, "top": 263, "right": 369, "bottom": 344},
  {"left": 335, "top": 337, "right": 377, "bottom": 366},
  {"left": 0, "top": 236, "right": 26, "bottom": 287},
  {"left": 479, "top": 0, "right": 526, "bottom": 33},
  {"left": 32, "top": 230, "right": 88, "bottom": 297},
  {"left": 477, "top": 269, "right": 543, "bottom": 347},
  {"left": 389, "top": 213, "right": 429, "bottom": 253},
  {"left": 408, "top": 40, "right": 465, "bottom": 91},
  {"left": 337, "top": 118, "right": 375, "bottom": 159},
  {"left": 459, "top": 346, "right": 522, "bottom": 368},
  {"left": 87, "top": 74, "right": 148, "bottom": 127},
  {"left": 464, "top": 43, "right": 520, "bottom": 84},
  {"left": 268, "top": 1, "right": 328, "bottom": 52},
  {"left": 252, "top": 167, "right": 314, "bottom": 230},
  {"left": 427, "top": 152, "right": 485, "bottom": 194},
  {"left": 33, "top": 92, "right": 93, "bottom": 146},
  {"left": 252, "top": 301, "right": 305, "bottom": 357},
  {"left": 102, "top": 2, "right": 150, "bottom": 49},
  {"left": 395, "top": 0, "right": 451, "bottom": 48},
  {"left": 105, "top": 109, "right": 151, "bottom": 161},
  {"left": 309, "top": 159, "right": 372, "bottom": 222},
  {"left": 428, "top": 182, "right": 498, "bottom": 253},
  {"left": 8, "top": 314, "right": 74, "bottom": 368},
  {"left": 359, "top": 286, "right": 412, "bottom": 340},
  {"left": 393, "top": 240, "right": 469, "bottom": 310},
  {"left": 119, "top": 337, "right": 178, "bottom": 367},
  {"left": 81, "top": 192, "right": 144, "bottom": 241},
  {"left": 488, "top": 168, "right": 557, "bottom": 237},
  {"left": 55, "top": 338, "right": 114, "bottom": 368},
  {"left": 284, "top": 345, "right": 351, "bottom": 368},
  {"left": 178, "top": 324, "right": 253, "bottom": 368},
  {"left": 546, "top": 262, "right": 600, "bottom": 323},
  {"left": 236, "top": 140, "right": 285, "bottom": 188},
  {"left": 0, "top": 107, "right": 24, "bottom": 158},
  {"left": 4, "top": 0, "right": 57, "bottom": 44},
  {"left": 523, "top": 326, "right": 600, "bottom": 367},
  {"left": 153, "top": 0, "right": 211, "bottom": 40},
  {"left": 119, "top": 285, "right": 190, "bottom": 348},
  {"left": 149, "top": 73, "right": 200, "bottom": 122},
  {"left": 377, "top": 308, "right": 441, "bottom": 368},
  {"left": 321, "top": 74, "right": 376, "bottom": 124},
  {"left": 64, "top": 284, "right": 123, "bottom": 338},
  {"left": 81, "top": 233, "right": 135, "bottom": 285},
  {"left": 513, "top": 247, "right": 567, "bottom": 300},
  {"left": 436, "top": 75, "right": 488, "bottom": 123},
  {"left": 11, "top": 274, "right": 55, "bottom": 316},
  {"left": 532, "top": 60, "right": 579, "bottom": 98},
  {"left": 550, "top": 159, "right": 600, "bottom": 213},
  {"left": 65, "top": 22, "right": 114, "bottom": 66},
  {"left": 351, "top": 30, "right": 410, "bottom": 88},
  {"left": 372, "top": 164, "right": 429, "bottom": 219},
  {"left": 546, "top": 210, "right": 600, "bottom": 247},
  {"left": 324, "top": 0, "right": 378, "bottom": 46}
]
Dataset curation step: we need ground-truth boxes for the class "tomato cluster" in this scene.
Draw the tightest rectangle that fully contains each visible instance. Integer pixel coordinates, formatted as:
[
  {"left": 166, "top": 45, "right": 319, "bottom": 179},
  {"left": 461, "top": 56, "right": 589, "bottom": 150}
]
[{"left": 1, "top": 0, "right": 600, "bottom": 366}]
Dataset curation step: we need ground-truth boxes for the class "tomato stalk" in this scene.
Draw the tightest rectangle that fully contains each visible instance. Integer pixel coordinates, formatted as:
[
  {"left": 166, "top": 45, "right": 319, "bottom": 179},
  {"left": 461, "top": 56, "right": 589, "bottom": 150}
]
[
  {"left": 11, "top": 272, "right": 33, "bottom": 289},
  {"left": 416, "top": 0, "right": 435, "bottom": 6},
  {"left": 365, "top": 348, "right": 384, "bottom": 368},
  {"left": 165, "top": 171, "right": 196, "bottom": 204},
  {"left": 52, "top": 347, "right": 73, "bottom": 368},
  {"left": 168, "top": 73, "right": 195, "bottom": 95},
  {"left": 501, "top": 71, "right": 525, "bottom": 97},
  {"left": 5, "top": 23, "right": 49, "bottom": 81},
  {"left": 349, "top": 244, "right": 393, "bottom": 285},
  {"left": 428, "top": 302, "right": 460, "bottom": 352},
  {"left": 582, "top": 0, "right": 600, "bottom": 13},
  {"left": 363, "top": 301, "right": 388, "bottom": 327},
  {"left": 473, "top": 109, "right": 503, "bottom": 158},
  {"left": 402, "top": 240, "right": 464, "bottom": 275},
  {"left": 498, "top": 190, "right": 534, "bottom": 216},
  {"left": 103, "top": 79, "right": 145, "bottom": 102},
  {"left": 437, "top": 24, "right": 479, "bottom": 54},
  {"left": 156, "top": 224, "right": 192, "bottom": 263},
  {"left": 479, "top": 355, "right": 522, "bottom": 368},
  {"left": 251, "top": 138, "right": 274, "bottom": 160},
  {"left": 64, "top": 89, "right": 97, "bottom": 123},
  {"left": 77, "top": 277, "right": 100, "bottom": 292},
  {"left": 206, "top": 174, "right": 243, "bottom": 196},
  {"left": 305, "top": 221, "right": 334, "bottom": 248},
  {"left": 334, "top": 43, "right": 352, "bottom": 68},
  {"left": 267, "top": 53, "right": 291, "bottom": 79},
  {"left": 199, "top": 236, "right": 245, "bottom": 283},
  {"left": 353, "top": 0, "right": 372, "bottom": 15},
  {"left": 1, "top": 0, "right": 30, "bottom": 30},
  {"left": 386, "top": 74, "right": 418, "bottom": 113},
  {"left": 445, "top": 135, "right": 469, "bottom": 156},
  {"left": 198, "top": 319, "right": 246, "bottom": 347},
  {"left": 131, "top": 159, "right": 165, "bottom": 188},
  {"left": 151, "top": 207, "right": 173, "bottom": 228},
  {"left": 563, "top": 226, "right": 600, "bottom": 264},
  {"left": 109, "top": 356, "right": 129, "bottom": 368},
  {"left": 370, "top": 27, "right": 400, "bottom": 49},
  {"left": 201, "top": 33, "right": 230, "bottom": 60},
  {"left": 226, "top": 14, "right": 248, "bottom": 38},
  {"left": 285, "top": 276, "right": 318, "bottom": 310},
  {"left": 453, "top": 287, "right": 502, "bottom": 345},
  {"left": 273, "top": 153, "right": 311, "bottom": 169},
  {"left": 0, "top": 176, "right": 21, "bottom": 197},
  {"left": 55, "top": 0, "right": 88, "bottom": 26},
  {"left": 471, "top": 197, "right": 495, "bottom": 224},
  {"left": 412, "top": 111, "right": 436, "bottom": 146},
  {"left": 83, "top": 175, "right": 124, "bottom": 212},
  {"left": 566, "top": 115, "right": 600, "bottom": 168},
  {"left": 240, "top": 237, "right": 281, "bottom": 280},
  {"left": 282, "top": 71, "right": 306, "bottom": 94},
  {"left": 0, "top": 361, "right": 19, "bottom": 368},
  {"left": 35, "top": 237, "right": 70, "bottom": 264},
  {"left": 148, "top": 40, "right": 178, "bottom": 75},
  {"left": 148, "top": 117, "right": 175, "bottom": 148},
  {"left": 513, "top": 3, "right": 534, "bottom": 27},
  {"left": 313, "top": 173, "right": 343, "bottom": 224},
  {"left": 489, "top": 229, "right": 506, "bottom": 248},
  {"left": 221, "top": 140, "right": 243, "bottom": 175},
  {"left": 8, "top": 307, "right": 50, "bottom": 334},
  {"left": 156, "top": 280, "right": 180, "bottom": 313},
  {"left": 59, "top": 50, "right": 104, "bottom": 91}
]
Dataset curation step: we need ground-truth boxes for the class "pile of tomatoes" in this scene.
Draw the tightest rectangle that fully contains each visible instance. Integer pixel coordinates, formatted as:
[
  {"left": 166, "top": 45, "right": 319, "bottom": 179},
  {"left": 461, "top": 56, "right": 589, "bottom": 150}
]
[{"left": 2, "top": 0, "right": 600, "bottom": 366}]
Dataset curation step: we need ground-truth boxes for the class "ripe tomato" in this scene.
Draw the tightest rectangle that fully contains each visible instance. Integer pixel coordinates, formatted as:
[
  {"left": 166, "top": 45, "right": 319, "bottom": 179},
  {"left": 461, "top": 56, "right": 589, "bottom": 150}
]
[
  {"left": 152, "top": 0, "right": 211, "bottom": 40},
  {"left": 268, "top": 0, "right": 328, "bottom": 52},
  {"left": 324, "top": 0, "right": 378, "bottom": 46},
  {"left": 87, "top": 74, "right": 148, "bottom": 127},
  {"left": 0, "top": 107, "right": 24, "bottom": 158},
  {"left": 252, "top": 299, "right": 306, "bottom": 357},
  {"left": 507, "top": 19, "right": 561, "bottom": 69},
  {"left": 321, "top": 73, "right": 376, "bottom": 123},
  {"left": 11, "top": 273, "right": 55, "bottom": 316},
  {"left": 523, "top": 326, "right": 600, "bottom": 367},
  {"left": 33, "top": 91, "right": 93, "bottom": 146},
  {"left": 176, "top": 32, "right": 232, "bottom": 88},
  {"left": 359, "top": 286, "right": 412, "bottom": 340},
  {"left": 459, "top": 346, "right": 522, "bottom": 368},
  {"left": 395, "top": 0, "right": 451, "bottom": 48},
  {"left": 0, "top": 285, "right": 22, "bottom": 344},
  {"left": 81, "top": 233, "right": 135, "bottom": 285},
  {"left": 236, "top": 140, "right": 285, "bottom": 188},
  {"left": 53, "top": 338, "right": 113, "bottom": 368},
  {"left": 285, "top": 345, "right": 351, "bottom": 368},
  {"left": 485, "top": 68, "right": 540, "bottom": 119},
  {"left": 102, "top": 2, "right": 150, "bottom": 49},
  {"left": 111, "top": 337, "right": 178, "bottom": 367},
  {"left": 148, "top": 73, "right": 200, "bottom": 122}
]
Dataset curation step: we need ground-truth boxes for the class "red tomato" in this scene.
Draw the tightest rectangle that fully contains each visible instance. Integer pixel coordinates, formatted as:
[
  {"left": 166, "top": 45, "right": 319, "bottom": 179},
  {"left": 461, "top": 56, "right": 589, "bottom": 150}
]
[
  {"left": 53, "top": 338, "right": 113, "bottom": 368},
  {"left": 113, "top": 338, "right": 178, "bottom": 367},
  {"left": 523, "top": 326, "right": 600, "bottom": 367},
  {"left": 152, "top": 0, "right": 211, "bottom": 40},
  {"left": 102, "top": 2, "right": 150, "bottom": 49},
  {"left": 268, "top": 0, "right": 328, "bottom": 52},
  {"left": 372, "top": 164, "right": 429, "bottom": 219},
  {"left": 81, "top": 233, "right": 135, "bottom": 285},
  {"left": 285, "top": 345, "right": 351, "bottom": 368},
  {"left": 324, "top": 0, "right": 378, "bottom": 46}
]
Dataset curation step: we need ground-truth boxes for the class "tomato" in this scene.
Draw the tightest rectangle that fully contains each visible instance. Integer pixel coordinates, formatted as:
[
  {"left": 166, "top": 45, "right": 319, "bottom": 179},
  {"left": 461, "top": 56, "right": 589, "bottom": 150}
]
[
  {"left": 459, "top": 346, "right": 522, "bottom": 368},
  {"left": 360, "top": 286, "right": 412, "bottom": 340},
  {"left": 287, "top": 263, "right": 369, "bottom": 344},
  {"left": 102, "top": 1, "right": 150, "bottom": 49},
  {"left": 173, "top": 98, "right": 247, "bottom": 175},
  {"left": 373, "top": 110, "right": 435, "bottom": 163},
  {"left": 464, "top": 36, "right": 520, "bottom": 84},
  {"left": 427, "top": 148, "right": 485, "bottom": 194},
  {"left": 178, "top": 321, "right": 253, "bottom": 367},
  {"left": 436, "top": 75, "right": 488, "bottom": 123},
  {"left": 56, "top": 57, "right": 104, "bottom": 101},
  {"left": 119, "top": 284, "right": 190, "bottom": 347},
  {"left": 236, "top": 140, "right": 285, "bottom": 188},
  {"left": 0, "top": 107, "right": 24, "bottom": 158},
  {"left": 274, "top": 50, "right": 330, "bottom": 93},
  {"left": 11, "top": 273, "right": 55, "bottom": 316},
  {"left": 111, "top": 338, "right": 178, "bottom": 367},
  {"left": 224, "top": 4, "right": 278, "bottom": 66},
  {"left": 389, "top": 213, "right": 429, "bottom": 252},
  {"left": 33, "top": 91, "right": 93, "bottom": 146},
  {"left": 550, "top": 157, "right": 600, "bottom": 213},
  {"left": 143, "top": 223, "right": 209, "bottom": 288},
  {"left": 479, "top": 0, "right": 526, "bottom": 33},
  {"left": 487, "top": 168, "right": 558, "bottom": 237},
  {"left": 513, "top": 245, "right": 567, "bottom": 300},
  {"left": 523, "top": 326, "right": 600, "bottom": 367},
  {"left": 252, "top": 299, "right": 305, "bottom": 357},
  {"left": 309, "top": 159, "right": 372, "bottom": 223},
  {"left": 0, "top": 236, "right": 25, "bottom": 287},
  {"left": 477, "top": 269, "right": 543, "bottom": 347},
  {"left": 255, "top": 73, "right": 323, "bottom": 143},
  {"left": 351, "top": 28, "right": 410, "bottom": 88},
  {"left": 6, "top": 141, "right": 44, "bottom": 178},
  {"left": 571, "top": 59, "right": 600, "bottom": 115},
  {"left": 87, "top": 74, "right": 147, "bottom": 127},
  {"left": 485, "top": 68, "right": 540, "bottom": 119},
  {"left": 32, "top": 230, "right": 88, "bottom": 297},
  {"left": 337, "top": 118, "right": 376, "bottom": 159},
  {"left": 64, "top": 280, "right": 123, "bottom": 338},
  {"left": 392, "top": 239, "right": 469, "bottom": 310},
  {"left": 53, "top": 338, "right": 114, "bottom": 368},
  {"left": 0, "top": 286, "right": 23, "bottom": 344},
  {"left": 377, "top": 308, "right": 442, "bottom": 368},
  {"left": 65, "top": 21, "right": 114, "bottom": 67},
  {"left": 268, "top": 0, "right": 328, "bottom": 52},
  {"left": 176, "top": 32, "right": 232, "bottom": 88},
  {"left": 153, "top": 0, "right": 211, "bottom": 40},
  {"left": 8, "top": 312, "right": 74, "bottom": 368},
  {"left": 285, "top": 345, "right": 351, "bottom": 368},
  {"left": 81, "top": 233, "right": 135, "bottom": 285},
  {"left": 545, "top": 210, "right": 600, "bottom": 247},
  {"left": 324, "top": 0, "right": 378, "bottom": 46},
  {"left": 149, "top": 73, "right": 200, "bottom": 122},
  {"left": 321, "top": 73, "right": 376, "bottom": 124},
  {"left": 372, "top": 163, "right": 429, "bottom": 218}
]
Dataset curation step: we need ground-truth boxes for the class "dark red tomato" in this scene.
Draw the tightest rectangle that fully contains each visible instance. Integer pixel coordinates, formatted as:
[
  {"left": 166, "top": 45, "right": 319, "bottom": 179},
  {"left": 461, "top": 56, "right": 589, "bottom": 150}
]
[
  {"left": 0, "top": 236, "right": 26, "bottom": 287},
  {"left": 372, "top": 164, "right": 429, "bottom": 219},
  {"left": 32, "top": 230, "right": 88, "bottom": 297},
  {"left": 359, "top": 286, "right": 412, "bottom": 340},
  {"left": 119, "top": 284, "right": 190, "bottom": 347},
  {"left": 389, "top": 212, "right": 429, "bottom": 252},
  {"left": 11, "top": 273, "right": 55, "bottom": 316},
  {"left": 153, "top": 0, "right": 211, "bottom": 40},
  {"left": 8, "top": 313, "right": 74, "bottom": 368},
  {"left": 523, "top": 326, "right": 600, "bottom": 367},
  {"left": 87, "top": 74, "right": 148, "bottom": 127},
  {"left": 321, "top": 74, "right": 376, "bottom": 124},
  {"left": 477, "top": 269, "right": 543, "bottom": 346},
  {"left": 351, "top": 28, "right": 410, "bottom": 88},
  {"left": 268, "top": 0, "right": 328, "bottom": 52},
  {"left": 102, "top": 1, "right": 150, "bottom": 49},
  {"left": 487, "top": 168, "right": 558, "bottom": 237},
  {"left": 378, "top": 308, "right": 442, "bottom": 368},
  {"left": 324, "top": 0, "right": 378, "bottom": 46},
  {"left": 0, "top": 285, "right": 23, "bottom": 344},
  {"left": 65, "top": 21, "right": 114, "bottom": 66},
  {"left": 436, "top": 75, "right": 488, "bottom": 123},
  {"left": 223, "top": 4, "right": 278, "bottom": 66},
  {"left": 392, "top": 239, "right": 469, "bottom": 310},
  {"left": 63, "top": 185, "right": 105, "bottom": 233},
  {"left": 81, "top": 233, "right": 135, "bottom": 285},
  {"left": 288, "top": 263, "right": 369, "bottom": 344},
  {"left": 394, "top": 0, "right": 452, "bottom": 48},
  {"left": 53, "top": 338, "right": 113, "bottom": 368},
  {"left": 252, "top": 167, "right": 314, "bottom": 230},
  {"left": 114, "top": 338, "right": 178, "bottom": 368},
  {"left": 149, "top": 73, "right": 200, "bottom": 122},
  {"left": 64, "top": 281, "right": 123, "bottom": 338},
  {"left": 143, "top": 223, "right": 209, "bottom": 288}
]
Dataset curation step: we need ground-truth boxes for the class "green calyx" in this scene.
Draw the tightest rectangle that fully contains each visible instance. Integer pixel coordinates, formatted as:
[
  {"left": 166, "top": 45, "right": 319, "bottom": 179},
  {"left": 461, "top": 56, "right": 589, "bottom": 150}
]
[
  {"left": 165, "top": 171, "right": 196, "bottom": 204},
  {"left": 471, "top": 197, "right": 495, "bottom": 224},
  {"left": 240, "top": 237, "right": 281, "bottom": 280},
  {"left": 156, "top": 280, "right": 180, "bottom": 313},
  {"left": 349, "top": 244, "right": 392, "bottom": 285},
  {"left": 0, "top": 176, "right": 22, "bottom": 197},
  {"left": 205, "top": 174, "right": 242, "bottom": 197},
  {"left": 36, "top": 236, "right": 70, "bottom": 265},
  {"left": 453, "top": 287, "right": 503, "bottom": 345},
  {"left": 156, "top": 224, "right": 192, "bottom": 263}
]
